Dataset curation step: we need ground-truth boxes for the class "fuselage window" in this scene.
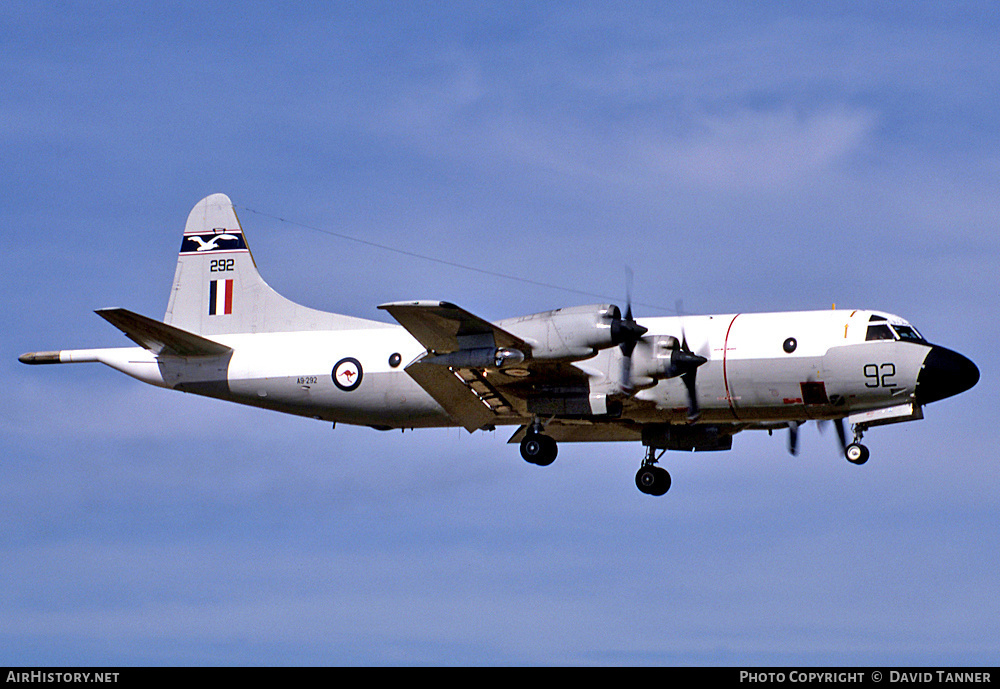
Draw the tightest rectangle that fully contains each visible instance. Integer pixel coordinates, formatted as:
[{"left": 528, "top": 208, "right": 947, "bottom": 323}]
[{"left": 866, "top": 324, "right": 895, "bottom": 341}]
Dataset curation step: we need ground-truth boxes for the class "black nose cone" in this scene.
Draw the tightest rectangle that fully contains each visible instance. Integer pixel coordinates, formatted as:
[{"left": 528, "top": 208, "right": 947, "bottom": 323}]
[{"left": 916, "top": 345, "right": 980, "bottom": 405}]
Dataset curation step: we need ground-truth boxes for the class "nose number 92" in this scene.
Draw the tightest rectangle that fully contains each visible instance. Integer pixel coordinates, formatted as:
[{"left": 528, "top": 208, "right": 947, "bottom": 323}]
[{"left": 863, "top": 362, "right": 897, "bottom": 389}]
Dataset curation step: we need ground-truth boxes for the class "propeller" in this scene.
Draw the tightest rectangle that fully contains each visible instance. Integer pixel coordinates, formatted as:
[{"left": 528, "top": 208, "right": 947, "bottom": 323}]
[
  {"left": 674, "top": 330, "right": 706, "bottom": 422},
  {"left": 789, "top": 418, "right": 850, "bottom": 457},
  {"left": 611, "top": 270, "right": 648, "bottom": 390},
  {"left": 672, "top": 301, "right": 707, "bottom": 422},
  {"left": 609, "top": 276, "right": 705, "bottom": 420},
  {"left": 611, "top": 303, "right": 647, "bottom": 355}
]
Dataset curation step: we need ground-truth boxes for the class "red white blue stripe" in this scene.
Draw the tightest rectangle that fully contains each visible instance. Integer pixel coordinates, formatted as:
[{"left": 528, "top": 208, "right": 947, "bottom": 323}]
[{"left": 209, "top": 279, "right": 233, "bottom": 315}]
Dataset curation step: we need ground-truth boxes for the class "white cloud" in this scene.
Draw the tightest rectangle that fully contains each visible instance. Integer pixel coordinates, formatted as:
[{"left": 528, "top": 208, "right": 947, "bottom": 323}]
[{"left": 656, "top": 107, "right": 877, "bottom": 191}]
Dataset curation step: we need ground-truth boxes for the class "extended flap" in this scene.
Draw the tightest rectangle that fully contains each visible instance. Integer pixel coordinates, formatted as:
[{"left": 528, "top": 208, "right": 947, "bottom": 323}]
[{"left": 405, "top": 360, "right": 501, "bottom": 432}]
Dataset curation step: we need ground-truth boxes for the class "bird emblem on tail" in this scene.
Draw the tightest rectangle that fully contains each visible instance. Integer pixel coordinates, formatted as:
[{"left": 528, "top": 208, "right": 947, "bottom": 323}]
[{"left": 189, "top": 233, "right": 239, "bottom": 251}]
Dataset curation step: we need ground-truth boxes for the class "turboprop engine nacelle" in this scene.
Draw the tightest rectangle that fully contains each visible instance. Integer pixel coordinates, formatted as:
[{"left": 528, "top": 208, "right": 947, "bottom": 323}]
[
  {"left": 503, "top": 304, "right": 621, "bottom": 362},
  {"left": 629, "top": 335, "right": 695, "bottom": 388}
]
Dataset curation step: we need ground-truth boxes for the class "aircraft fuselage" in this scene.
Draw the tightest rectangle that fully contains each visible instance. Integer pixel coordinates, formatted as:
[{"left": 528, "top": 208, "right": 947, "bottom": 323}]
[
  {"left": 54, "top": 309, "right": 970, "bottom": 435},
  {"left": 20, "top": 194, "right": 979, "bottom": 495}
]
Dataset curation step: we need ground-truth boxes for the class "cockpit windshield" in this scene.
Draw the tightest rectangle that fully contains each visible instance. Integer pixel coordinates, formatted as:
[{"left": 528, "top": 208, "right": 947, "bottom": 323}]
[
  {"left": 892, "top": 325, "right": 926, "bottom": 343},
  {"left": 865, "top": 318, "right": 927, "bottom": 343},
  {"left": 865, "top": 324, "right": 895, "bottom": 341}
]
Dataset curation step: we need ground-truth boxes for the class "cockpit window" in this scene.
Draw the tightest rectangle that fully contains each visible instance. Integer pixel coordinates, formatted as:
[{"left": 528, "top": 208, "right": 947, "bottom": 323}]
[
  {"left": 868, "top": 315, "right": 887, "bottom": 322},
  {"left": 865, "top": 322, "right": 927, "bottom": 343},
  {"left": 893, "top": 325, "right": 926, "bottom": 343},
  {"left": 866, "top": 324, "right": 895, "bottom": 341}
]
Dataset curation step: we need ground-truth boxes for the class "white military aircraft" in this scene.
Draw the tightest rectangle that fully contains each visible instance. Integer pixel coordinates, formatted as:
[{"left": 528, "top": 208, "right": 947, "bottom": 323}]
[{"left": 20, "top": 194, "right": 979, "bottom": 495}]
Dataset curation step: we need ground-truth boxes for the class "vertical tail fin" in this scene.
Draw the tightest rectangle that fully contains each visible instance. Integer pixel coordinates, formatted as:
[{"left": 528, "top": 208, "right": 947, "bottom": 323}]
[{"left": 164, "top": 194, "right": 386, "bottom": 335}]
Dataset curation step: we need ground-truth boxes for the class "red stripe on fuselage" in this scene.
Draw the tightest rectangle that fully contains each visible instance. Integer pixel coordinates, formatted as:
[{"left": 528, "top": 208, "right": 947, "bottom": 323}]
[{"left": 722, "top": 314, "right": 740, "bottom": 420}]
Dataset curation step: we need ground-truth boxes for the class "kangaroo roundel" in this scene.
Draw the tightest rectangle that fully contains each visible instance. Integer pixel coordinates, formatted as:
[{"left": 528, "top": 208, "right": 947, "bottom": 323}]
[{"left": 332, "top": 357, "right": 363, "bottom": 391}]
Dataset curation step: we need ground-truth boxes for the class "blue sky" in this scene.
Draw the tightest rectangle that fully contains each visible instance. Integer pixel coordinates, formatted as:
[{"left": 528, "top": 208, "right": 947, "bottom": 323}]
[{"left": 2, "top": 2, "right": 997, "bottom": 665}]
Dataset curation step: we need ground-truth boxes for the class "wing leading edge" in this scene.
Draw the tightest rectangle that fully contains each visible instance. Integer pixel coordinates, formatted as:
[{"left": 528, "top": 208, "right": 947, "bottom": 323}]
[{"left": 378, "top": 301, "right": 528, "bottom": 353}]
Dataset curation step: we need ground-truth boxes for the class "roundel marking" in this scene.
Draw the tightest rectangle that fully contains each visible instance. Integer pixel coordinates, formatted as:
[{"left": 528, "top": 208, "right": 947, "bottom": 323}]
[{"left": 332, "top": 357, "right": 363, "bottom": 391}]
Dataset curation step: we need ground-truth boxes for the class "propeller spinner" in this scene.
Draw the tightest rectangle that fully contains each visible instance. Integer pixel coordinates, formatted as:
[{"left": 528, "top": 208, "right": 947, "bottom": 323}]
[{"left": 611, "top": 302, "right": 648, "bottom": 391}]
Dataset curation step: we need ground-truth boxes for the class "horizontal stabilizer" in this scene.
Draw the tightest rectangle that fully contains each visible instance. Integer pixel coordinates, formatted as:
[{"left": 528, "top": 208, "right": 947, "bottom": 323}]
[{"left": 96, "top": 308, "right": 232, "bottom": 357}]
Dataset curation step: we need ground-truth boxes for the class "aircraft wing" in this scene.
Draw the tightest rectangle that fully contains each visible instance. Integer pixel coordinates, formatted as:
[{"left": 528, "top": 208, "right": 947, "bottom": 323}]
[
  {"left": 378, "top": 300, "right": 528, "bottom": 353},
  {"left": 379, "top": 301, "right": 592, "bottom": 432}
]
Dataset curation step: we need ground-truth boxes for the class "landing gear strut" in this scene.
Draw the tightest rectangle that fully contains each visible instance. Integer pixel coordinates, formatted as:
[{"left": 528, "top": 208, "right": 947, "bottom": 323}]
[
  {"left": 520, "top": 420, "right": 557, "bottom": 466},
  {"left": 845, "top": 423, "right": 870, "bottom": 465},
  {"left": 635, "top": 447, "right": 671, "bottom": 496}
]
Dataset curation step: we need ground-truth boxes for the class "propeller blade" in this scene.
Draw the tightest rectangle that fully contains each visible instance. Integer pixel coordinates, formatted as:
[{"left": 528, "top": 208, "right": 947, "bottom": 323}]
[
  {"left": 611, "top": 269, "right": 648, "bottom": 348},
  {"left": 617, "top": 324, "right": 644, "bottom": 390},
  {"left": 788, "top": 422, "right": 800, "bottom": 455},
  {"left": 834, "top": 418, "right": 847, "bottom": 451},
  {"left": 611, "top": 274, "right": 648, "bottom": 392},
  {"left": 671, "top": 316, "right": 706, "bottom": 422},
  {"left": 819, "top": 418, "right": 849, "bottom": 452},
  {"left": 681, "top": 369, "right": 700, "bottom": 422}
]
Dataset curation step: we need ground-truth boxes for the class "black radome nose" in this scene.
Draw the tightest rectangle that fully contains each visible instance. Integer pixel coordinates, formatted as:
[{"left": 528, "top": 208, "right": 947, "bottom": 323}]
[{"left": 915, "top": 346, "right": 980, "bottom": 405}]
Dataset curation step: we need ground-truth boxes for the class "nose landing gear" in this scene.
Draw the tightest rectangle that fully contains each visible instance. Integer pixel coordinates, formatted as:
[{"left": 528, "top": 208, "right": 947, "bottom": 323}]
[{"left": 844, "top": 423, "right": 870, "bottom": 465}]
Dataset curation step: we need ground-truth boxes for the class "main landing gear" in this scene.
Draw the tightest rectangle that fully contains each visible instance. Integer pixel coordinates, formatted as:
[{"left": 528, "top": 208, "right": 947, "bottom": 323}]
[
  {"left": 518, "top": 420, "right": 673, "bottom": 496},
  {"left": 519, "top": 421, "right": 558, "bottom": 466},
  {"left": 636, "top": 447, "right": 671, "bottom": 496}
]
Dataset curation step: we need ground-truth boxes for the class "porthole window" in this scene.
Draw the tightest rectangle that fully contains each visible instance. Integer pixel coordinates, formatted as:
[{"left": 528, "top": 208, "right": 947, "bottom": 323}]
[
  {"left": 783, "top": 337, "right": 797, "bottom": 353},
  {"left": 388, "top": 352, "right": 402, "bottom": 368}
]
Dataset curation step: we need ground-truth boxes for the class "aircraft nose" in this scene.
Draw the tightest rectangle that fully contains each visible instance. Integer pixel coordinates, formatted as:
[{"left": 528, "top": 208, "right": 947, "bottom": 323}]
[{"left": 915, "top": 345, "right": 979, "bottom": 405}]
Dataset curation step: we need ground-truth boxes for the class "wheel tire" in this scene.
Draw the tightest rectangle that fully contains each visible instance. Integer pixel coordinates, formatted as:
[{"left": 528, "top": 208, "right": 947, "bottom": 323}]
[
  {"left": 845, "top": 443, "right": 870, "bottom": 465},
  {"left": 636, "top": 467, "right": 657, "bottom": 493},
  {"left": 521, "top": 434, "right": 557, "bottom": 466},
  {"left": 635, "top": 466, "right": 671, "bottom": 496},
  {"left": 651, "top": 467, "right": 671, "bottom": 496}
]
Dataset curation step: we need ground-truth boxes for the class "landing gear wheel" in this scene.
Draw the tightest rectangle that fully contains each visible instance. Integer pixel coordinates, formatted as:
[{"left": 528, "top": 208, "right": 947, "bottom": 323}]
[
  {"left": 845, "top": 442, "right": 870, "bottom": 465},
  {"left": 520, "top": 433, "right": 557, "bottom": 466},
  {"left": 635, "top": 466, "right": 671, "bottom": 496}
]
